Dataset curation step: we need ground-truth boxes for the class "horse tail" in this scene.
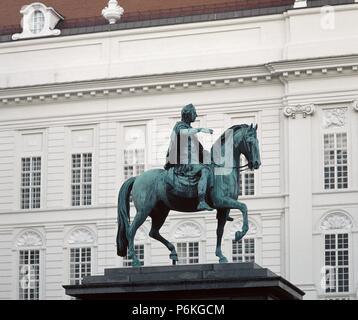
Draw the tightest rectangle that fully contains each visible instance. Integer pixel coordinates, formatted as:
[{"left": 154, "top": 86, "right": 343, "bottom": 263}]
[{"left": 116, "top": 177, "right": 136, "bottom": 257}]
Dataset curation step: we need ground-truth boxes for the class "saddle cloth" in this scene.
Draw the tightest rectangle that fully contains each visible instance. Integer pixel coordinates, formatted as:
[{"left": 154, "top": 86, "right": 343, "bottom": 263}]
[{"left": 165, "top": 167, "right": 199, "bottom": 198}]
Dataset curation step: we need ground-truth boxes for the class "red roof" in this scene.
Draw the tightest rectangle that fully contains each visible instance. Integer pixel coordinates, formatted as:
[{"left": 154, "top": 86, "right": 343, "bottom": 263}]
[{"left": 0, "top": 0, "right": 294, "bottom": 35}]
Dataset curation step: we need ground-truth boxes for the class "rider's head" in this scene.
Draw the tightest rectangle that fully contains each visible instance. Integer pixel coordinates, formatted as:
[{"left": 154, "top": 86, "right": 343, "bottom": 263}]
[{"left": 181, "top": 103, "right": 197, "bottom": 123}]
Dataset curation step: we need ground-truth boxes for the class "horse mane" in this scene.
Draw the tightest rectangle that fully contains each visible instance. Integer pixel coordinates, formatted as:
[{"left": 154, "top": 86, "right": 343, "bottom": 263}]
[{"left": 216, "top": 124, "right": 249, "bottom": 147}]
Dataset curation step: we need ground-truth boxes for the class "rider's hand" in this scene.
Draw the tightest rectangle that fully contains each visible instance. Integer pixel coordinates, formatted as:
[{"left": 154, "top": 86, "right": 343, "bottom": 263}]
[{"left": 200, "top": 128, "right": 214, "bottom": 134}]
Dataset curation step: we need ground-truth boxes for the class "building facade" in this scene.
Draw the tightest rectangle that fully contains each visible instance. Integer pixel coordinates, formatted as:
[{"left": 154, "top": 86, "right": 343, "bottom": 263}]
[{"left": 0, "top": 0, "right": 357, "bottom": 300}]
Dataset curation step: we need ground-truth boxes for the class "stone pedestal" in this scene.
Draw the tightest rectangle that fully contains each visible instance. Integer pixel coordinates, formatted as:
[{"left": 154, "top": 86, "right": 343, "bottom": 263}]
[{"left": 64, "top": 262, "right": 304, "bottom": 300}]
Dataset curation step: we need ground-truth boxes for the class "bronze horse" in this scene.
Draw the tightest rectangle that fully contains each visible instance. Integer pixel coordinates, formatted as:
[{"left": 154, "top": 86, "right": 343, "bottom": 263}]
[{"left": 116, "top": 124, "right": 261, "bottom": 266}]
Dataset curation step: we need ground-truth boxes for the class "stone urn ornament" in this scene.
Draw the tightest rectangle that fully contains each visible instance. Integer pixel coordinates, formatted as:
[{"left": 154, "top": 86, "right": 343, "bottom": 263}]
[{"left": 102, "top": 0, "right": 124, "bottom": 24}]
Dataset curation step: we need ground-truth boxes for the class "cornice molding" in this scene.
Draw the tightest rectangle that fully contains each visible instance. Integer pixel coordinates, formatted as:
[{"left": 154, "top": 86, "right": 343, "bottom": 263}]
[{"left": 1, "top": 54, "right": 358, "bottom": 106}]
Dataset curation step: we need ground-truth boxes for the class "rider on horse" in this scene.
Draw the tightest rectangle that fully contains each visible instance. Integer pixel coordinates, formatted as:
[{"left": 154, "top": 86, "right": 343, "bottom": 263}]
[{"left": 164, "top": 103, "right": 214, "bottom": 211}]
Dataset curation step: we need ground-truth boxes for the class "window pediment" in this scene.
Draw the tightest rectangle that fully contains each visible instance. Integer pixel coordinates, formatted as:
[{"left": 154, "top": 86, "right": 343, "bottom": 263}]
[
  {"left": 16, "top": 230, "right": 43, "bottom": 247},
  {"left": 320, "top": 212, "right": 353, "bottom": 231},
  {"left": 68, "top": 228, "right": 95, "bottom": 245}
]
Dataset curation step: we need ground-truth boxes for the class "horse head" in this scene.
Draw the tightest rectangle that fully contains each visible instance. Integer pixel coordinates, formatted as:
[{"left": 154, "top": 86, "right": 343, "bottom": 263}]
[
  {"left": 211, "top": 124, "right": 261, "bottom": 171},
  {"left": 236, "top": 124, "right": 261, "bottom": 170}
]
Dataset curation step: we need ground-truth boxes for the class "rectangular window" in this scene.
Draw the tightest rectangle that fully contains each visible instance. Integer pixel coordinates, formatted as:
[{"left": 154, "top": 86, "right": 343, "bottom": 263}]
[
  {"left": 239, "top": 155, "right": 255, "bottom": 196},
  {"left": 177, "top": 242, "right": 199, "bottom": 265},
  {"left": 324, "top": 133, "right": 348, "bottom": 190},
  {"left": 71, "top": 153, "right": 92, "bottom": 206},
  {"left": 325, "top": 233, "right": 349, "bottom": 293},
  {"left": 123, "top": 126, "right": 146, "bottom": 180},
  {"left": 21, "top": 157, "right": 41, "bottom": 209},
  {"left": 69, "top": 247, "right": 92, "bottom": 285},
  {"left": 123, "top": 245, "right": 144, "bottom": 267},
  {"left": 232, "top": 238, "right": 255, "bottom": 262},
  {"left": 19, "top": 250, "right": 40, "bottom": 300}
]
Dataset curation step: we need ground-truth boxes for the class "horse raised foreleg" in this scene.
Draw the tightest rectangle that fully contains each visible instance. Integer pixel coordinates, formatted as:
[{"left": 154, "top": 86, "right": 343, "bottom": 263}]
[
  {"left": 215, "top": 209, "right": 230, "bottom": 263},
  {"left": 234, "top": 201, "right": 248, "bottom": 242},
  {"left": 216, "top": 198, "right": 248, "bottom": 242},
  {"left": 127, "top": 211, "right": 148, "bottom": 267},
  {"left": 149, "top": 207, "right": 178, "bottom": 264}
]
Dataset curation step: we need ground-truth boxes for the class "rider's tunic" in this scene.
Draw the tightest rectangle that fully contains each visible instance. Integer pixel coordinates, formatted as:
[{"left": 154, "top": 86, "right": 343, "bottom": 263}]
[{"left": 165, "top": 121, "right": 209, "bottom": 176}]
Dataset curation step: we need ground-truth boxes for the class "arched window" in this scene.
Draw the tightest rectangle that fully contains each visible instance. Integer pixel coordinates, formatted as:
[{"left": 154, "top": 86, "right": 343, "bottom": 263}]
[
  {"left": 320, "top": 212, "right": 353, "bottom": 298},
  {"left": 66, "top": 227, "right": 96, "bottom": 285},
  {"left": 29, "top": 10, "right": 45, "bottom": 34},
  {"left": 15, "top": 230, "right": 44, "bottom": 300},
  {"left": 173, "top": 222, "right": 203, "bottom": 265}
]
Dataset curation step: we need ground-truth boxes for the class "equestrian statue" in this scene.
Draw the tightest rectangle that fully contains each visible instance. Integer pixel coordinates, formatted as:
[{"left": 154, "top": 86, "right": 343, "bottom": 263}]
[{"left": 116, "top": 103, "right": 261, "bottom": 267}]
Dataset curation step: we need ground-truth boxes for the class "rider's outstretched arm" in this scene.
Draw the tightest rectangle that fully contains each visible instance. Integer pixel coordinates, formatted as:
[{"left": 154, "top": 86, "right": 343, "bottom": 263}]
[{"left": 180, "top": 128, "right": 213, "bottom": 136}]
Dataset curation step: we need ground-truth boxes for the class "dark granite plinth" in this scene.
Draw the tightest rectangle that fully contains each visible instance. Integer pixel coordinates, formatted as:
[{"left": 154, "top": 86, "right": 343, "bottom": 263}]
[{"left": 63, "top": 262, "right": 304, "bottom": 300}]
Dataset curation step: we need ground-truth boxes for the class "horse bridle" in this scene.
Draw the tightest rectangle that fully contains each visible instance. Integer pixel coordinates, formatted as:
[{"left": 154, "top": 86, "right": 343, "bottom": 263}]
[
  {"left": 214, "top": 130, "right": 252, "bottom": 172},
  {"left": 240, "top": 133, "right": 253, "bottom": 172}
]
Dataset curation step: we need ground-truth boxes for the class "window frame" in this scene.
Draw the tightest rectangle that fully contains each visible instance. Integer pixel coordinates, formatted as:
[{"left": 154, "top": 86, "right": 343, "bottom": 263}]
[
  {"left": 65, "top": 126, "right": 97, "bottom": 208},
  {"left": 323, "top": 132, "right": 348, "bottom": 190},
  {"left": 176, "top": 241, "right": 200, "bottom": 265},
  {"left": 20, "top": 156, "right": 42, "bottom": 210},
  {"left": 69, "top": 246, "right": 92, "bottom": 285},
  {"left": 320, "top": 230, "right": 354, "bottom": 298},
  {"left": 13, "top": 230, "right": 45, "bottom": 300},
  {"left": 16, "top": 129, "right": 47, "bottom": 211},
  {"left": 29, "top": 10, "right": 45, "bottom": 34},
  {"left": 232, "top": 237, "right": 256, "bottom": 263},
  {"left": 64, "top": 227, "right": 97, "bottom": 298},
  {"left": 118, "top": 121, "right": 150, "bottom": 183},
  {"left": 18, "top": 249, "right": 41, "bottom": 300},
  {"left": 318, "top": 217, "right": 355, "bottom": 299},
  {"left": 319, "top": 106, "right": 352, "bottom": 193},
  {"left": 71, "top": 152, "right": 93, "bottom": 207},
  {"left": 171, "top": 221, "right": 205, "bottom": 265}
]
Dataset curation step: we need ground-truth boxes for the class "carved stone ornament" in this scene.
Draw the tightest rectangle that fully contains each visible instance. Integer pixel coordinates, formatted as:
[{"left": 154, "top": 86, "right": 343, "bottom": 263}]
[
  {"left": 17, "top": 231, "right": 43, "bottom": 247},
  {"left": 323, "top": 108, "right": 347, "bottom": 129},
  {"left": 320, "top": 213, "right": 353, "bottom": 231},
  {"left": 353, "top": 100, "right": 358, "bottom": 112},
  {"left": 68, "top": 228, "right": 95, "bottom": 245},
  {"left": 230, "top": 220, "right": 257, "bottom": 238},
  {"left": 283, "top": 104, "right": 315, "bottom": 119},
  {"left": 12, "top": 2, "right": 63, "bottom": 40},
  {"left": 174, "top": 222, "right": 202, "bottom": 239},
  {"left": 102, "top": 0, "right": 124, "bottom": 24}
]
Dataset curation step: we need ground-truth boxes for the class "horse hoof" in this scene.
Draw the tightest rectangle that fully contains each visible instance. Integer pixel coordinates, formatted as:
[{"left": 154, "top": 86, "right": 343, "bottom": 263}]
[
  {"left": 132, "top": 260, "right": 142, "bottom": 268},
  {"left": 235, "top": 231, "right": 243, "bottom": 242},
  {"left": 219, "top": 257, "right": 228, "bottom": 263},
  {"left": 170, "top": 253, "right": 178, "bottom": 261}
]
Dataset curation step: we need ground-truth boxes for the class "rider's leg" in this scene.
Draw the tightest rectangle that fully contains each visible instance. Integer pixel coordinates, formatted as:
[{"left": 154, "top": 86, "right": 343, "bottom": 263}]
[
  {"left": 197, "top": 167, "right": 214, "bottom": 211},
  {"left": 196, "top": 167, "right": 233, "bottom": 219}
]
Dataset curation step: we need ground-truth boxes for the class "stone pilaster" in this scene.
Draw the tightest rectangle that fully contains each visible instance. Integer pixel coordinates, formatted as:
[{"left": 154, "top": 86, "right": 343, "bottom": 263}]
[{"left": 283, "top": 104, "right": 315, "bottom": 294}]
